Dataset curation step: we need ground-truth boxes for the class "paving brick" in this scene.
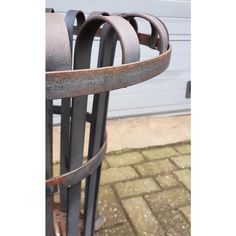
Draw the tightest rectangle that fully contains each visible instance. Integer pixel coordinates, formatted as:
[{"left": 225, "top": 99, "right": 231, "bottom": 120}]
[
  {"left": 114, "top": 178, "right": 160, "bottom": 198},
  {"left": 122, "top": 196, "right": 165, "bottom": 236},
  {"left": 144, "top": 187, "right": 190, "bottom": 212},
  {"left": 106, "top": 152, "right": 144, "bottom": 167},
  {"left": 173, "top": 143, "right": 191, "bottom": 155},
  {"left": 142, "top": 146, "right": 178, "bottom": 160},
  {"left": 96, "top": 223, "right": 135, "bottom": 236},
  {"left": 98, "top": 186, "right": 127, "bottom": 227},
  {"left": 100, "top": 166, "right": 139, "bottom": 185},
  {"left": 102, "top": 160, "right": 109, "bottom": 170},
  {"left": 174, "top": 169, "right": 191, "bottom": 191},
  {"left": 171, "top": 155, "right": 191, "bottom": 169},
  {"left": 157, "top": 210, "right": 190, "bottom": 236},
  {"left": 179, "top": 206, "right": 191, "bottom": 223},
  {"left": 156, "top": 174, "right": 180, "bottom": 189},
  {"left": 134, "top": 159, "right": 177, "bottom": 177}
]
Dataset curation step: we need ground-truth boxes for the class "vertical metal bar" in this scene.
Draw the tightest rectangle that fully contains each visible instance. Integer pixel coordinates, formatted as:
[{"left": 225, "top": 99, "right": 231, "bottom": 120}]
[
  {"left": 84, "top": 93, "right": 109, "bottom": 236},
  {"left": 60, "top": 10, "right": 86, "bottom": 214},
  {"left": 84, "top": 24, "right": 116, "bottom": 236},
  {"left": 60, "top": 98, "right": 71, "bottom": 212},
  {"left": 66, "top": 96, "right": 87, "bottom": 236},
  {"left": 46, "top": 99, "right": 54, "bottom": 236}
]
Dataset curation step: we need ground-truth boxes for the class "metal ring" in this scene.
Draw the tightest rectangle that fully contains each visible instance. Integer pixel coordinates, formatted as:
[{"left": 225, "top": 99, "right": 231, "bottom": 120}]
[
  {"left": 46, "top": 132, "right": 107, "bottom": 195},
  {"left": 46, "top": 44, "right": 171, "bottom": 99}
]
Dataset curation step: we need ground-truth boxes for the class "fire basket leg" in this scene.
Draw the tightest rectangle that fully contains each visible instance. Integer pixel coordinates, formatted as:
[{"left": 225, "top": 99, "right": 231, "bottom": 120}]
[
  {"left": 60, "top": 97, "right": 71, "bottom": 212},
  {"left": 67, "top": 96, "right": 87, "bottom": 236},
  {"left": 84, "top": 92, "right": 109, "bottom": 235}
]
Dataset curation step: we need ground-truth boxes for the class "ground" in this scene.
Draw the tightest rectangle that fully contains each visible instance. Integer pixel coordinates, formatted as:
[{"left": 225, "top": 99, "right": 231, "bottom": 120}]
[
  {"left": 95, "top": 142, "right": 191, "bottom": 236},
  {"left": 53, "top": 141, "right": 191, "bottom": 236},
  {"left": 53, "top": 115, "right": 191, "bottom": 235}
]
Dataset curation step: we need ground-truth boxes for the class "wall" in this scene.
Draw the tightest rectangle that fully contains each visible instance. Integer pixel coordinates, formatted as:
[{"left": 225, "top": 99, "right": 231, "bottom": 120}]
[{"left": 46, "top": 0, "right": 191, "bottom": 118}]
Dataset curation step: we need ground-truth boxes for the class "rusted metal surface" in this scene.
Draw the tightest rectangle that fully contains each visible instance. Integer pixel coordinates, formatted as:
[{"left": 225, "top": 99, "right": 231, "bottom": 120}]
[
  {"left": 46, "top": 13, "right": 71, "bottom": 72},
  {"left": 64, "top": 10, "right": 85, "bottom": 54},
  {"left": 46, "top": 9, "right": 171, "bottom": 236},
  {"left": 46, "top": 46, "right": 171, "bottom": 99},
  {"left": 46, "top": 132, "right": 107, "bottom": 194}
]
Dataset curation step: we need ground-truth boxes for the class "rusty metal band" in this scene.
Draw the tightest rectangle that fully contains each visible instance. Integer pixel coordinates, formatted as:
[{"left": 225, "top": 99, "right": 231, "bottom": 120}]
[
  {"left": 46, "top": 132, "right": 107, "bottom": 195},
  {"left": 46, "top": 44, "right": 171, "bottom": 99}
]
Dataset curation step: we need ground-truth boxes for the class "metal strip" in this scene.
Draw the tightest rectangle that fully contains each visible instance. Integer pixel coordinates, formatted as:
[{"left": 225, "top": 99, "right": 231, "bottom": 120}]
[
  {"left": 66, "top": 96, "right": 87, "bottom": 236},
  {"left": 46, "top": 132, "right": 107, "bottom": 191},
  {"left": 76, "top": 14, "right": 140, "bottom": 235},
  {"left": 84, "top": 94, "right": 109, "bottom": 235},
  {"left": 60, "top": 10, "right": 85, "bottom": 213},
  {"left": 46, "top": 12, "right": 72, "bottom": 232},
  {"left": 59, "top": 97, "right": 71, "bottom": 212},
  {"left": 63, "top": 11, "right": 86, "bottom": 235},
  {"left": 46, "top": 44, "right": 171, "bottom": 100},
  {"left": 64, "top": 10, "right": 85, "bottom": 54},
  {"left": 63, "top": 11, "right": 87, "bottom": 235},
  {"left": 46, "top": 13, "right": 71, "bottom": 72},
  {"left": 122, "top": 13, "right": 169, "bottom": 52},
  {"left": 84, "top": 13, "right": 115, "bottom": 235}
]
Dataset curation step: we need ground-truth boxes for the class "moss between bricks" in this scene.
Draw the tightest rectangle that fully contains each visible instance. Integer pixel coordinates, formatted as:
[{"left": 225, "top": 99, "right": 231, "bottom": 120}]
[{"left": 51, "top": 141, "right": 191, "bottom": 236}]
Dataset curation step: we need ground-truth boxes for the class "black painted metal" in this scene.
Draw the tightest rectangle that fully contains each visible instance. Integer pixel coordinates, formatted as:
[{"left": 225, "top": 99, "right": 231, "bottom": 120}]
[
  {"left": 60, "top": 10, "right": 86, "bottom": 214},
  {"left": 46, "top": 9, "right": 170, "bottom": 236}
]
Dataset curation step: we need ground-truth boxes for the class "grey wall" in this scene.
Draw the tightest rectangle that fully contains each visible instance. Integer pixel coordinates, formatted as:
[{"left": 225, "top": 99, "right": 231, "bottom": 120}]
[{"left": 47, "top": 0, "right": 191, "bottom": 119}]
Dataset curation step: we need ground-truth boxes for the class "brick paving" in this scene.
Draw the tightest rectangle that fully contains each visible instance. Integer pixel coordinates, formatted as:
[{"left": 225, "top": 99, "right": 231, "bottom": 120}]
[
  {"left": 53, "top": 141, "right": 191, "bottom": 235},
  {"left": 96, "top": 141, "right": 191, "bottom": 236}
]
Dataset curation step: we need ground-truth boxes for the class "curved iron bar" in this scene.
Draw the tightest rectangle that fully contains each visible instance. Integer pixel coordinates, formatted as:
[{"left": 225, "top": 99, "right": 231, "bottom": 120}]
[
  {"left": 46, "top": 44, "right": 171, "bottom": 100},
  {"left": 59, "top": 10, "right": 86, "bottom": 214},
  {"left": 64, "top": 10, "right": 85, "bottom": 54},
  {"left": 46, "top": 132, "right": 107, "bottom": 191},
  {"left": 61, "top": 14, "right": 140, "bottom": 236},
  {"left": 46, "top": 13, "right": 72, "bottom": 236},
  {"left": 122, "top": 12, "right": 169, "bottom": 52},
  {"left": 81, "top": 12, "right": 137, "bottom": 235},
  {"left": 46, "top": 13, "right": 71, "bottom": 72}
]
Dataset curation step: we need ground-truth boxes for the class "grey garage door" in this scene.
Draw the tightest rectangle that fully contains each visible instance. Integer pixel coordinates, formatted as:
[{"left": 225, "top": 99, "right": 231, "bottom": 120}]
[{"left": 47, "top": 0, "right": 191, "bottom": 119}]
